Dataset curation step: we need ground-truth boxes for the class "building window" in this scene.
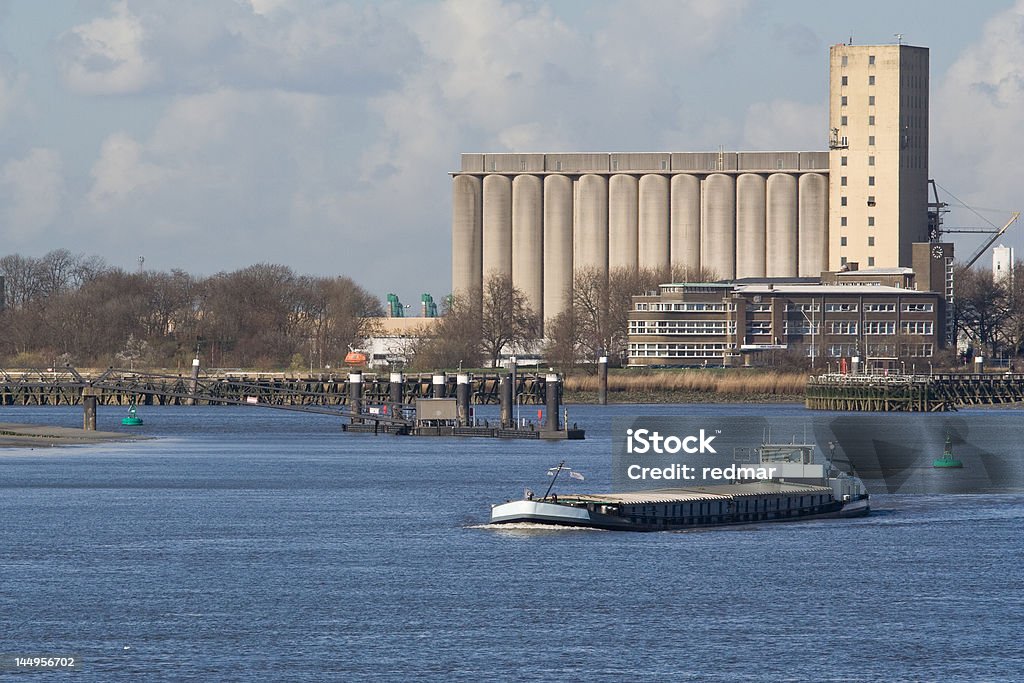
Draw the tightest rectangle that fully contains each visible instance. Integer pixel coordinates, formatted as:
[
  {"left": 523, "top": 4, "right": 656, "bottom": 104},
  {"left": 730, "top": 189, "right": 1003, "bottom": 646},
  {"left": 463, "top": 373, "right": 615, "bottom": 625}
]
[
  {"left": 902, "top": 303, "right": 934, "bottom": 313},
  {"left": 868, "top": 176, "right": 875, "bottom": 186},
  {"left": 900, "top": 343, "right": 934, "bottom": 358},
  {"left": 868, "top": 135, "right": 875, "bottom": 146},
  {"left": 842, "top": 56, "right": 849, "bottom": 66},
  {"left": 868, "top": 236, "right": 875, "bottom": 246},
  {"left": 841, "top": 95, "right": 848, "bottom": 106},
  {"left": 865, "top": 321, "right": 896, "bottom": 335},
  {"left": 869, "top": 95, "right": 875, "bottom": 106},
  {"left": 868, "top": 155, "right": 875, "bottom": 166},
  {"left": 867, "top": 195, "right": 876, "bottom": 206},
  {"left": 825, "top": 303, "right": 858, "bottom": 312},
  {"left": 869, "top": 75, "right": 875, "bottom": 86},
  {"left": 842, "top": 76, "right": 848, "bottom": 86},
  {"left": 828, "top": 321, "right": 858, "bottom": 335},
  {"left": 841, "top": 156, "right": 848, "bottom": 166},
  {"left": 841, "top": 115, "right": 848, "bottom": 126},
  {"left": 635, "top": 303, "right": 648, "bottom": 311},
  {"left": 869, "top": 115, "right": 875, "bottom": 126},
  {"left": 901, "top": 321, "right": 934, "bottom": 335},
  {"left": 865, "top": 303, "right": 896, "bottom": 312},
  {"left": 869, "top": 55, "right": 875, "bottom": 65},
  {"left": 868, "top": 257, "right": 875, "bottom": 266},
  {"left": 841, "top": 236, "right": 847, "bottom": 246},
  {"left": 841, "top": 196, "right": 848, "bottom": 206},
  {"left": 841, "top": 218, "right": 848, "bottom": 228},
  {"left": 841, "top": 176, "right": 847, "bottom": 186},
  {"left": 868, "top": 217, "right": 875, "bottom": 227},
  {"left": 841, "top": 256, "right": 848, "bottom": 265}
]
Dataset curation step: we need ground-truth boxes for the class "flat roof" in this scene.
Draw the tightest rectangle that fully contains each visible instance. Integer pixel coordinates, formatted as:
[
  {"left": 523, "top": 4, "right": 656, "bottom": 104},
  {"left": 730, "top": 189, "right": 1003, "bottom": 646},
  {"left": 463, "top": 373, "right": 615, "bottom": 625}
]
[
  {"left": 562, "top": 481, "right": 830, "bottom": 506},
  {"left": 734, "top": 284, "right": 933, "bottom": 295},
  {"left": 836, "top": 267, "right": 914, "bottom": 276}
]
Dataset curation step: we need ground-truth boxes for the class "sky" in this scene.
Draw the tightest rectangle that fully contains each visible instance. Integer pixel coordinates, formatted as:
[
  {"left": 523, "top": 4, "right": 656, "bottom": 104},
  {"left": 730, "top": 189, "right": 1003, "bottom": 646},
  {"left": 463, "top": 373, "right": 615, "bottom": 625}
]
[{"left": 0, "top": 0, "right": 1021, "bottom": 306}]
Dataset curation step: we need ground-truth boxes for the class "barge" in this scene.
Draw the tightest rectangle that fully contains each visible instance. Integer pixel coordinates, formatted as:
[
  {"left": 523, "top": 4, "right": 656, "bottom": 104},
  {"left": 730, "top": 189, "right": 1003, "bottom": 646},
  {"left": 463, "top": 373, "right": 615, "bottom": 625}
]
[{"left": 490, "top": 442, "right": 869, "bottom": 531}]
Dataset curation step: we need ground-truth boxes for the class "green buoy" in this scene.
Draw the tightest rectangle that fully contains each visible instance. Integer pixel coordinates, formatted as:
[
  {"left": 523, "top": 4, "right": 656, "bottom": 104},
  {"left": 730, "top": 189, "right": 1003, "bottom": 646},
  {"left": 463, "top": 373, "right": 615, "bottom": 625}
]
[
  {"left": 121, "top": 403, "right": 144, "bottom": 426},
  {"left": 932, "top": 435, "right": 962, "bottom": 468}
]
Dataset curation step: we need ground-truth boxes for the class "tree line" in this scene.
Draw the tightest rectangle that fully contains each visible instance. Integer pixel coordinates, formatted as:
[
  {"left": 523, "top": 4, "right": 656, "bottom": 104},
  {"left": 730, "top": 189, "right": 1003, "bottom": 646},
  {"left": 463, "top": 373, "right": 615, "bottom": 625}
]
[
  {"left": 0, "top": 250, "right": 381, "bottom": 370},
  {"left": 955, "top": 262, "right": 1024, "bottom": 362},
  {"left": 410, "top": 266, "right": 714, "bottom": 371}
]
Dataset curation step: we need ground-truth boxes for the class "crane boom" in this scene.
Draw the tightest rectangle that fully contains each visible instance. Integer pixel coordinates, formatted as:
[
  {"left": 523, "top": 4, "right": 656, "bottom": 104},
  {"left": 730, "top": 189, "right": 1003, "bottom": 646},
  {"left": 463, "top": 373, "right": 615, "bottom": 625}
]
[{"left": 963, "top": 211, "right": 1020, "bottom": 269}]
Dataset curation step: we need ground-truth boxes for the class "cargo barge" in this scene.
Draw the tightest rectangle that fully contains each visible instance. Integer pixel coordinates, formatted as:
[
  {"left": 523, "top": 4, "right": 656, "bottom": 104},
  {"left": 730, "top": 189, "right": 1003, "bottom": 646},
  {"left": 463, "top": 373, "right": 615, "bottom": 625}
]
[{"left": 490, "top": 443, "right": 869, "bottom": 531}]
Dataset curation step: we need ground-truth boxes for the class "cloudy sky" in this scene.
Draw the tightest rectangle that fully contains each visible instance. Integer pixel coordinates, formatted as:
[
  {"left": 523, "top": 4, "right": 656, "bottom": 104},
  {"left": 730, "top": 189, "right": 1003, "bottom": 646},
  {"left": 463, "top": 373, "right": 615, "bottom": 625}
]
[{"left": 0, "top": 0, "right": 1020, "bottom": 304}]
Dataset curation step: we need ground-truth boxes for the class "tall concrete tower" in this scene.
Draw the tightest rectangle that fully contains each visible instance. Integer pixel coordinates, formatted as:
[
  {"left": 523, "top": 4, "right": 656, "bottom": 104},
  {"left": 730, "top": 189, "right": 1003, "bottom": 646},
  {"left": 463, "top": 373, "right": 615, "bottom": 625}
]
[
  {"left": 993, "top": 244, "right": 1014, "bottom": 283},
  {"left": 828, "top": 43, "right": 929, "bottom": 269}
]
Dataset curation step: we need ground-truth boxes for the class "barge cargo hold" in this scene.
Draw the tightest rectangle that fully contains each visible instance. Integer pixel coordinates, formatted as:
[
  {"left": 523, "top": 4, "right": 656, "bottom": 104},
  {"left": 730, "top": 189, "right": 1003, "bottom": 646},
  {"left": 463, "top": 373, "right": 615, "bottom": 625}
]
[{"left": 490, "top": 443, "right": 870, "bottom": 531}]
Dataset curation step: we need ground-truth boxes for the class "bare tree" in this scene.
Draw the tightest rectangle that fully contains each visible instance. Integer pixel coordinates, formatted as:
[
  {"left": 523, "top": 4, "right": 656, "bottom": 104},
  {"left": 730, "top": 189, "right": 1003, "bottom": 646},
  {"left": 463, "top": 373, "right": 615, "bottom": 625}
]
[
  {"left": 954, "top": 264, "right": 1009, "bottom": 357},
  {"left": 479, "top": 274, "right": 539, "bottom": 367}
]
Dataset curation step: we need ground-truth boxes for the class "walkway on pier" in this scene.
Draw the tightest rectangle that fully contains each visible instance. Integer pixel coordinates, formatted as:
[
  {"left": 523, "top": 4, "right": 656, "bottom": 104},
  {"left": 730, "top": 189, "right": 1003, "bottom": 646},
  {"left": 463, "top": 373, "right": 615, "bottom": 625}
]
[{"left": 806, "top": 372, "right": 1024, "bottom": 411}]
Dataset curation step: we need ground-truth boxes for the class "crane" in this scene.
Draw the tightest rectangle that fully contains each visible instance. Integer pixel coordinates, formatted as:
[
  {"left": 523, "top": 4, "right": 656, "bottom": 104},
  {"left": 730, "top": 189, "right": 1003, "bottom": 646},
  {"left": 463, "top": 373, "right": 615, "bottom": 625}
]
[
  {"left": 962, "top": 211, "right": 1020, "bottom": 269},
  {"left": 929, "top": 180, "right": 1020, "bottom": 269}
]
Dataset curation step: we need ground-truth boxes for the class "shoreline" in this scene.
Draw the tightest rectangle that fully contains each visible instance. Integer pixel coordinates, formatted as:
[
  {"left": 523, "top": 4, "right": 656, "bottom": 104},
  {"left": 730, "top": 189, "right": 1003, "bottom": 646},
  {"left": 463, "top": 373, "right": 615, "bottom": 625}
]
[
  {"left": 562, "top": 390, "right": 805, "bottom": 404},
  {"left": 0, "top": 423, "right": 143, "bottom": 448}
]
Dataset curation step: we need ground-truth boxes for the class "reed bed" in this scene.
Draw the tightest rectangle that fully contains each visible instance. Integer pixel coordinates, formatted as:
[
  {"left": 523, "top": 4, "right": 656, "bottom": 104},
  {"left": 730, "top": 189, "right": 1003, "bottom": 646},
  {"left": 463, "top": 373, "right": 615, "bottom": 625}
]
[{"left": 564, "top": 370, "right": 807, "bottom": 396}]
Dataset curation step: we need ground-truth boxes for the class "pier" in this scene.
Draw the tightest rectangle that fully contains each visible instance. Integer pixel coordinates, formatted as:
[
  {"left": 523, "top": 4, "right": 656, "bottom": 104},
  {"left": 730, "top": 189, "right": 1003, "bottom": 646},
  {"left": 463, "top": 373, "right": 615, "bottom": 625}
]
[
  {"left": 806, "top": 372, "right": 1024, "bottom": 411},
  {"left": 0, "top": 367, "right": 583, "bottom": 439}
]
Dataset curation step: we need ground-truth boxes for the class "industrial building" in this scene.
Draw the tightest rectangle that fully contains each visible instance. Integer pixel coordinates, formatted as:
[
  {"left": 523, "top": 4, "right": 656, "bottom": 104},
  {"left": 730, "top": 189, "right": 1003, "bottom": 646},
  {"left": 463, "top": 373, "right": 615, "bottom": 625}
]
[
  {"left": 627, "top": 241, "right": 953, "bottom": 367},
  {"left": 451, "top": 43, "right": 934, "bottom": 331},
  {"left": 627, "top": 276, "right": 945, "bottom": 368}
]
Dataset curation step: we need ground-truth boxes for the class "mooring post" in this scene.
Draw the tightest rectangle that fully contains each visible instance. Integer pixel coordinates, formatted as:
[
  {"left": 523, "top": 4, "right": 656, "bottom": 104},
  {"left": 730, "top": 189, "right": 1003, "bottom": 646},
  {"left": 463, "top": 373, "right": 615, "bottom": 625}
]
[
  {"left": 187, "top": 356, "right": 200, "bottom": 405},
  {"left": 349, "top": 371, "right": 363, "bottom": 423},
  {"left": 432, "top": 373, "right": 445, "bottom": 398},
  {"left": 457, "top": 373, "right": 471, "bottom": 427},
  {"left": 598, "top": 355, "right": 608, "bottom": 406},
  {"left": 82, "top": 387, "right": 98, "bottom": 431},
  {"left": 545, "top": 373, "right": 561, "bottom": 431},
  {"left": 389, "top": 372, "right": 404, "bottom": 419},
  {"left": 499, "top": 372, "right": 513, "bottom": 428}
]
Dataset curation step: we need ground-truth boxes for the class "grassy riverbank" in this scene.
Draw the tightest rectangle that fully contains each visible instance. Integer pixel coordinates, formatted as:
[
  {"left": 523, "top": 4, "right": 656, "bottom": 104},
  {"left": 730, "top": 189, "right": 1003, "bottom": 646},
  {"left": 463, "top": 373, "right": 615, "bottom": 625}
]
[{"left": 562, "top": 369, "right": 807, "bottom": 404}]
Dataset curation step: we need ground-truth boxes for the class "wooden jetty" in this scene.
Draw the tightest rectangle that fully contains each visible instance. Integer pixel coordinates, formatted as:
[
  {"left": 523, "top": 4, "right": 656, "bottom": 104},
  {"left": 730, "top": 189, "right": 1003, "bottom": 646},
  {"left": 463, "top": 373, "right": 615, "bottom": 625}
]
[
  {"left": 0, "top": 367, "right": 583, "bottom": 440},
  {"left": 806, "top": 372, "right": 1024, "bottom": 412}
]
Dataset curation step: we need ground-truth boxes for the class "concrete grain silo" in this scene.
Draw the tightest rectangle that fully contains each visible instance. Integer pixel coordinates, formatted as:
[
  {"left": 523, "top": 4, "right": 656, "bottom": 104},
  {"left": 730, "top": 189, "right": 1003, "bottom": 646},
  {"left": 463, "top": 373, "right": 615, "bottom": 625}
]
[
  {"left": 766, "top": 173, "right": 798, "bottom": 277},
  {"left": 543, "top": 174, "right": 573, "bottom": 323},
  {"left": 482, "top": 174, "right": 512, "bottom": 280},
  {"left": 798, "top": 173, "right": 829, "bottom": 276},
  {"left": 574, "top": 174, "right": 608, "bottom": 277},
  {"left": 608, "top": 174, "right": 638, "bottom": 271},
  {"left": 451, "top": 174, "right": 482, "bottom": 302},
  {"left": 511, "top": 174, "right": 543, "bottom": 319},
  {"left": 701, "top": 173, "right": 736, "bottom": 280},
  {"left": 638, "top": 174, "right": 670, "bottom": 272},
  {"left": 736, "top": 173, "right": 767, "bottom": 278},
  {"left": 670, "top": 174, "right": 701, "bottom": 274}
]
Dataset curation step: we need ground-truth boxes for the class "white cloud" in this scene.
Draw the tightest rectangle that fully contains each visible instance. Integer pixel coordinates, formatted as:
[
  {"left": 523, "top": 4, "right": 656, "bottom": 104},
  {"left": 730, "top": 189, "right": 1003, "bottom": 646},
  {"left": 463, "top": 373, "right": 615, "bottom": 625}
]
[
  {"left": 88, "top": 132, "right": 171, "bottom": 209},
  {"left": 57, "top": 0, "right": 159, "bottom": 95},
  {"left": 1, "top": 148, "right": 65, "bottom": 242},
  {"left": 58, "top": 0, "right": 415, "bottom": 96},
  {"left": 742, "top": 99, "right": 826, "bottom": 151},
  {"left": 934, "top": 1, "right": 1024, "bottom": 210}
]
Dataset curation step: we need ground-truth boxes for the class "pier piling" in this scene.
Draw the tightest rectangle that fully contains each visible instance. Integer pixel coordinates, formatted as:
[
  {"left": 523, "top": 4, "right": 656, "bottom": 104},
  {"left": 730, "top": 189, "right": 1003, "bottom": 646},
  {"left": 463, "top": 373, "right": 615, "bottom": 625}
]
[
  {"left": 499, "top": 373, "right": 513, "bottom": 428},
  {"left": 545, "top": 373, "right": 561, "bottom": 431},
  {"left": 389, "top": 372, "right": 404, "bottom": 417},
  {"left": 432, "top": 373, "right": 445, "bottom": 399},
  {"left": 82, "top": 388, "right": 98, "bottom": 431},
  {"left": 457, "top": 373, "right": 471, "bottom": 426},
  {"left": 598, "top": 356, "right": 608, "bottom": 406},
  {"left": 349, "top": 371, "right": 363, "bottom": 423}
]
